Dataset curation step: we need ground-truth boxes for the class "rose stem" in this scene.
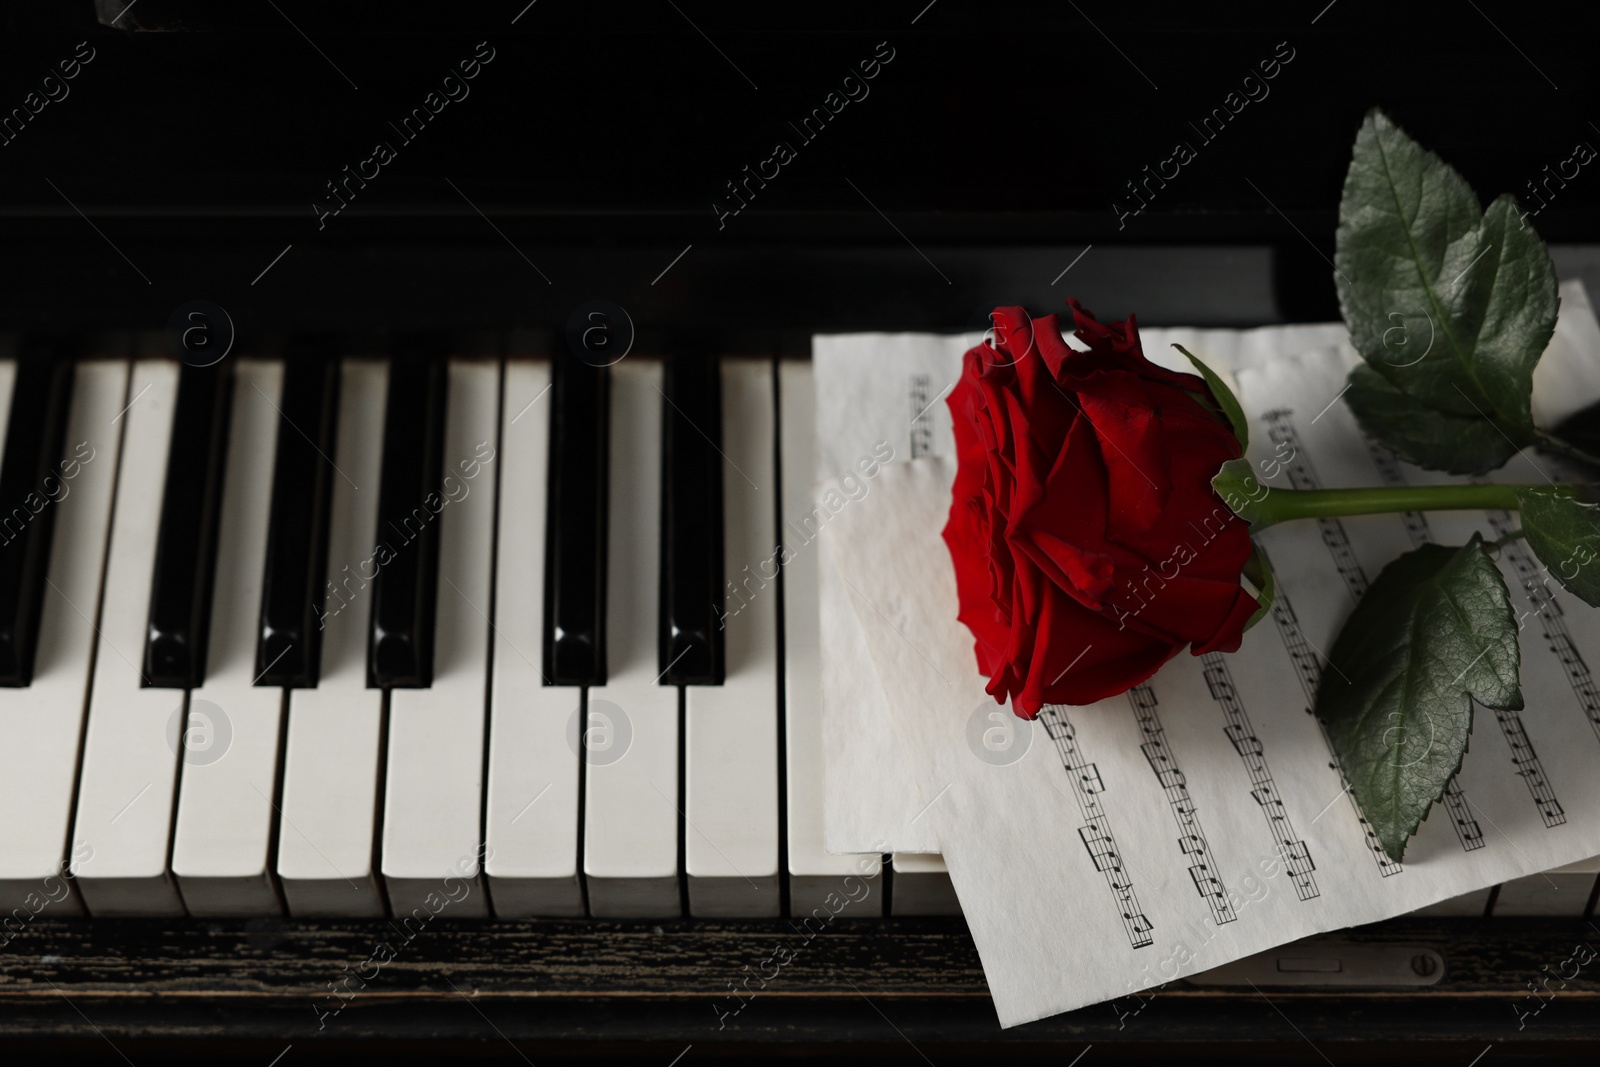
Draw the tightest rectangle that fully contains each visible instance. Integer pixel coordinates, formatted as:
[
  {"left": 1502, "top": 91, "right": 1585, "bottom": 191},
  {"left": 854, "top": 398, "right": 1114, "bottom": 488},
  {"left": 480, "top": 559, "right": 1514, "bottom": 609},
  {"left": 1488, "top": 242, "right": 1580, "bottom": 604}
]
[{"left": 1249, "top": 482, "right": 1583, "bottom": 530}]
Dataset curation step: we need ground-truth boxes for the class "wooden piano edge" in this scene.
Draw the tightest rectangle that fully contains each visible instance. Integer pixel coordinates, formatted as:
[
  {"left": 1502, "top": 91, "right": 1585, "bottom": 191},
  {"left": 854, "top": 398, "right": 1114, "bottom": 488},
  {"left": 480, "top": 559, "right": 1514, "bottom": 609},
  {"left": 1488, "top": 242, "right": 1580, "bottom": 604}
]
[{"left": 0, "top": 917, "right": 1595, "bottom": 1047}]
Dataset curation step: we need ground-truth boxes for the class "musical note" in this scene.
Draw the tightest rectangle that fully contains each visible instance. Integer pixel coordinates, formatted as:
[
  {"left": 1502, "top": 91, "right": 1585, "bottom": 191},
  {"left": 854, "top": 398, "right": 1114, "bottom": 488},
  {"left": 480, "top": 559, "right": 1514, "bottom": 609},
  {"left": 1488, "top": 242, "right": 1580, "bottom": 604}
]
[
  {"left": 1204, "top": 673, "right": 1237, "bottom": 703},
  {"left": 1442, "top": 779, "right": 1485, "bottom": 852},
  {"left": 908, "top": 373, "right": 934, "bottom": 460},
  {"left": 1491, "top": 705, "right": 1568, "bottom": 829},
  {"left": 1189, "top": 868, "right": 1228, "bottom": 903},
  {"left": 1043, "top": 706, "right": 1153, "bottom": 950},
  {"left": 1201, "top": 650, "right": 1321, "bottom": 900},
  {"left": 1126, "top": 685, "right": 1238, "bottom": 924},
  {"left": 1281, "top": 840, "right": 1317, "bottom": 877},
  {"left": 1252, "top": 791, "right": 1286, "bottom": 816},
  {"left": 1227, "top": 729, "right": 1265, "bottom": 759},
  {"left": 1269, "top": 593, "right": 1322, "bottom": 709},
  {"left": 1484, "top": 502, "right": 1600, "bottom": 748},
  {"left": 1081, "top": 834, "right": 1120, "bottom": 873}
]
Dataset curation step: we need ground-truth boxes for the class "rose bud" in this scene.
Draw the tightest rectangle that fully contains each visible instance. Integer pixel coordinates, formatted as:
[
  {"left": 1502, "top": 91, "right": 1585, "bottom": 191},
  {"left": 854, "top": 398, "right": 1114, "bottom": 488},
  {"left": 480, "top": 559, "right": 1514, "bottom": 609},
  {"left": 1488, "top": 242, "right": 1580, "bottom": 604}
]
[{"left": 943, "top": 301, "right": 1259, "bottom": 718}]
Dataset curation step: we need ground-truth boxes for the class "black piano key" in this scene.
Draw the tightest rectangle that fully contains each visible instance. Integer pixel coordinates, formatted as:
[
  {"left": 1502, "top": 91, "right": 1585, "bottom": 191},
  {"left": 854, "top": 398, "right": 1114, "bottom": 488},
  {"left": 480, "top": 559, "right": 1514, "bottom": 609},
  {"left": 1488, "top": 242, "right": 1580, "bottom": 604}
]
[
  {"left": 0, "top": 348, "right": 76, "bottom": 687},
  {"left": 256, "top": 351, "right": 341, "bottom": 688},
  {"left": 144, "top": 362, "right": 234, "bottom": 689},
  {"left": 543, "top": 349, "right": 609, "bottom": 686},
  {"left": 367, "top": 352, "right": 446, "bottom": 689},
  {"left": 658, "top": 350, "right": 724, "bottom": 686}
]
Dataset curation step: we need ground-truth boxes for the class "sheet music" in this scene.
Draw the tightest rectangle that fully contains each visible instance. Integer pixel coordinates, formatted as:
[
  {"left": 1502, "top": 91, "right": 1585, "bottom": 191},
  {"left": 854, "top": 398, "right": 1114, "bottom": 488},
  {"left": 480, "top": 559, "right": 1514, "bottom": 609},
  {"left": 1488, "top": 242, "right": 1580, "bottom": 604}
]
[
  {"left": 812, "top": 333, "right": 973, "bottom": 855},
  {"left": 816, "top": 282, "right": 1600, "bottom": 1026}
]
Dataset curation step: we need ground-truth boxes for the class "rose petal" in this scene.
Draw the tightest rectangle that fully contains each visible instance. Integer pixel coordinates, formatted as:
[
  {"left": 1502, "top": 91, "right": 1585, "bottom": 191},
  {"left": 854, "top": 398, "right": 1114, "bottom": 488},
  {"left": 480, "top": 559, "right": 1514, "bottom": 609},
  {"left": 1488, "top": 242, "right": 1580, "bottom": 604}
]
[{"left": 1072, "top": 370, "right": 1172, "bottom": 535}]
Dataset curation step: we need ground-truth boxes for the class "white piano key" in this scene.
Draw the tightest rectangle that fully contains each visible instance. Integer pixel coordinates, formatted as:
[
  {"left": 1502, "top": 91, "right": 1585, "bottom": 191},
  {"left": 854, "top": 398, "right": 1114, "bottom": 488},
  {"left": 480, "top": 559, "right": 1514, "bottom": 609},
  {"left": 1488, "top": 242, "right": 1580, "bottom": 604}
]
[
  {"left": 70, "top": 358, "right": 185, "bottom": 916},
  {"left": 778, "top": 360, "right": 884, "bottom": 917},
  {"left": 1493, "top": 856, "right": 1600, "bottom": 916},
  {"left": 585, "top": 360, "right": 680, "bottom": 918},
  {"left": 278, "top": 360, "right": 388, "bottom": 917},
  {"left": 0, "top": 355, "right": 124, "bottom": 919},
  {"left": 171, "top": 360, "right": 285, "bottom": 916},
  {"left": 381, "top": 359, "right": 499, "bottom": 919},
  {"left": 484, "top": 359, "right": 584, "bottom": 917},
  {"left": 685, "top": 359, "right": 780, "bottom": 917},
  {"left": 890, "top": 853, "right": 961, "bottom": 916}
]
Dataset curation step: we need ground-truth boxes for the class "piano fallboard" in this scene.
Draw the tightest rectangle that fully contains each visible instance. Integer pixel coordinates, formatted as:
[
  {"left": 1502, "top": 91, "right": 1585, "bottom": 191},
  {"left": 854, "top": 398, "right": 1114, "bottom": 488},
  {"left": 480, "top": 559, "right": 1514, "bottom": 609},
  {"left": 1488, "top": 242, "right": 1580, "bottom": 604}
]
[{"left": 2, "top": 916, "right": 1597, "bottom": 1056}]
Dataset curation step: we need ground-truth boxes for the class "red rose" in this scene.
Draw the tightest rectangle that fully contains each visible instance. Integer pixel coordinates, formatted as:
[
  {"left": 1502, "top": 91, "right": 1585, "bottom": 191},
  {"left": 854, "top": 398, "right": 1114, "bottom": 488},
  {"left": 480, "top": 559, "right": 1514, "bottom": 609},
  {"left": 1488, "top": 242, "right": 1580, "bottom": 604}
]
[{"left": 943, "top": 301, "right": 1259, "bottom": 718}]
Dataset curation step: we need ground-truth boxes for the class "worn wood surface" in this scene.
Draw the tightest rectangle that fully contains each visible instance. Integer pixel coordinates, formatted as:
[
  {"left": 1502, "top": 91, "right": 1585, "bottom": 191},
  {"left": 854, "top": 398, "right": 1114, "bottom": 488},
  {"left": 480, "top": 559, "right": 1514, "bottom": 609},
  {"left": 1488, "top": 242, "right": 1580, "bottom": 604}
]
[{"left": 0, "top": 916, "right": 1595, "bottom": 1048}]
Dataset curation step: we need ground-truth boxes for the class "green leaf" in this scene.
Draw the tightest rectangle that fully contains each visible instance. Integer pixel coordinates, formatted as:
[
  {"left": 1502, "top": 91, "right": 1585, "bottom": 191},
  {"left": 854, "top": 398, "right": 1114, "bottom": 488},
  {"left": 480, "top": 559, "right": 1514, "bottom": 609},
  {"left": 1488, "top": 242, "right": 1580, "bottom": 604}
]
[
  {"left": 1344, "top": 364, "right": 1523, "bottom": 474},
  {"left": 1316, "top": 534, "right": 1522, "bottom": 862},
  {"left": 1335, "top": 108, "right": 1557, "bottom": 473},
  {"left": 1211, "top": 459, "right": 1266, "bottom": 524},
  {"left": 1174, "top": 344, "right": 1248, "bottom": 451},
  {"left": 1241, "top": 543, "right": 1275, "bottom": 631},
  {"left": 1515, "top": 488, "right": 1600, "bottom": 606}
]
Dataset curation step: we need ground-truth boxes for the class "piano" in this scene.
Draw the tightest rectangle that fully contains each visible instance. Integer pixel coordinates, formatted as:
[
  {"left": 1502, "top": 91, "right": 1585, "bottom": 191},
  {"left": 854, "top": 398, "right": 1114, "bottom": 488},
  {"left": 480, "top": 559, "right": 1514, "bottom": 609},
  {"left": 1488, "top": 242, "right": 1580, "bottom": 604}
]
[{"left": 3, "top": 1, "right": 1599, "bottom": 1062}]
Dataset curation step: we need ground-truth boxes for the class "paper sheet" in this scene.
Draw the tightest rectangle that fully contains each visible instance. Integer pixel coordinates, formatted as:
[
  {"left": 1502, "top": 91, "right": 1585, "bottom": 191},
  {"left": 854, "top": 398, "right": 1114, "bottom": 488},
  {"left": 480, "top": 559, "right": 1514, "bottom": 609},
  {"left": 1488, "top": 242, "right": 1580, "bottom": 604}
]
[
  {"left": 820, "top": 281, "right": 1600, "bottom": 1026},
  {"left": 815, "top": 319, "right": 1351, "bottom": 855}
]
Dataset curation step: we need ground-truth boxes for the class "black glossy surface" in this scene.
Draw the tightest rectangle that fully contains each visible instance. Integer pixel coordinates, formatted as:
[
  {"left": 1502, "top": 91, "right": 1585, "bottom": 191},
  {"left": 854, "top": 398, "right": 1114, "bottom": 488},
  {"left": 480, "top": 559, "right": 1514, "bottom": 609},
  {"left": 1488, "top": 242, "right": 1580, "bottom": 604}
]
[
  {"left": 367, "top": 352, "right": 446, "bottom": 689},
  {"left": 256, "top": 351, "right": 341, "bottom": 688},
  {"left": 544, "top": 349, "right": 609, "bottom": 686},
  {"left": 0, "top": 348, "right": 74, "bottom": 687},
  {"left": 659, "top": 351, "right": 724, "bottom": 686},
  {"left": 143, "top": 362, "right": 233, "bottom": 689}
]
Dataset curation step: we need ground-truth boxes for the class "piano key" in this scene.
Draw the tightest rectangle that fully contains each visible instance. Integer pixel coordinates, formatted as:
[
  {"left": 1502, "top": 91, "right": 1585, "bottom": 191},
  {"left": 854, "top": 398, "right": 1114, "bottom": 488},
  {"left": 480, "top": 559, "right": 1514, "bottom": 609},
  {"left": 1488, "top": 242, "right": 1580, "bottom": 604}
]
[
  {"left": 144, "top": 361, "right": 233, "bottom": 689},
  {"left": 659, "top": 350, "right": 724, "bottom": 686},
  {"left": 485, "top": 357, "right": 584, "bottom": 917},
  {"left": 71, "top": 357, "right": 186, "bottom": 915},
  {"left": 585, "top": 359, "right": 680, "bottom": 918},
  {"left": 544, "top": 349, "right": 608, "bottom": 685},
  {"left": 170, "top": 360, "right": 286, "bottom": 916},
  {"left": 0, "top": 347, "right": 75, "bottom": 687},
  {"left": 277, "top": 360, "right": 388, "bottom": 916},
  {"left": 368, "top": 352, "right": 447, "bottom": 689},
  {"left": 1492, "top": 856, "right": 1600, "bottom": 916},
  {"left": 778, "top": 360, "right": 884, "bottom": 917},
  {"left": 890, "top": 853, "right": 962, "bottom": 916},
  {"left": 486, "top": 358, "right": 588, "bottom": 921},
  {"left": 256, "top": 351, "right": 340, "bottom": 687},
  {"left": 381, "top": 358, "right": 498, "bottom": 918},
  {"left": 684, "top": 359, "right": 778, "bottom": 917},
  {"left": 0, "top": 353, "right": 123, "bottom": 917}
]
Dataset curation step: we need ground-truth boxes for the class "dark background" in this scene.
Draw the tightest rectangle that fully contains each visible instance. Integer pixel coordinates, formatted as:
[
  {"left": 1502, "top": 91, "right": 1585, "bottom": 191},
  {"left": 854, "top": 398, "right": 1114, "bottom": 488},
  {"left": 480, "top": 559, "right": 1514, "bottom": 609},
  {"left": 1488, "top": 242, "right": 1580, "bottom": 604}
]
[{"left": 0, "top": 0, "right": 1595, "bottom": 339}]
